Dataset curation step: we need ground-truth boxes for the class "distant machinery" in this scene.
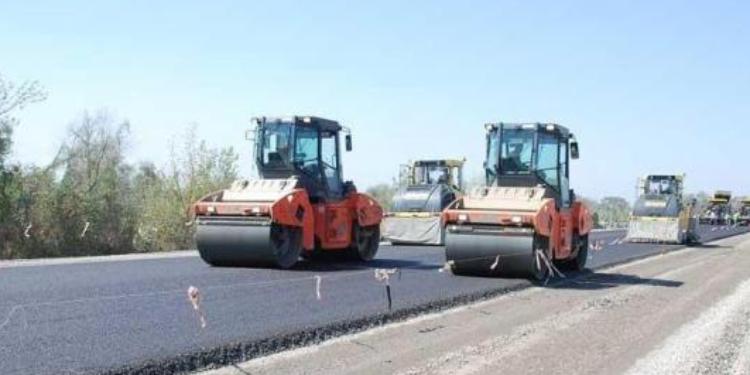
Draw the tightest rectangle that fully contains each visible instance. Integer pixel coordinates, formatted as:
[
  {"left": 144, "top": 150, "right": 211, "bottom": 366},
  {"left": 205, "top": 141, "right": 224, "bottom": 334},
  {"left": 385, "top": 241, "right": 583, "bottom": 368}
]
[
  {"left": 625, "top": 174, "right": 699, "bottom": 244},
  {"left": 382, "top": 159, "right": 465, "bottom": 245},
  {"left": 699, "top": 190, "right": 733, "bottom": 225},
  {"left": 738, "top": 197, "right": 750, "bottom": 226}
]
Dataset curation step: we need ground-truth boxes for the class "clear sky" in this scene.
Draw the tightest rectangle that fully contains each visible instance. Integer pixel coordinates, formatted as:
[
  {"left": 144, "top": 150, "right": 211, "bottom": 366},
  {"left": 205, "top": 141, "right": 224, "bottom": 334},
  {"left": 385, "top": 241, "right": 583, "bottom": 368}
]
[{"left": 1, "top": 1, "right": 748, "bottom": 200}]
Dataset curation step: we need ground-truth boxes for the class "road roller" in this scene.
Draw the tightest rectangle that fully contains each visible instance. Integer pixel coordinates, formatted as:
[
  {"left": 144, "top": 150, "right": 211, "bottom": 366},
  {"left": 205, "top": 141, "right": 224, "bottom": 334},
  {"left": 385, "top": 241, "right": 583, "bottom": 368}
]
[
  {"left": 699, "top": 190, "right": 733, "bottom": 225},
  {"left": 382, "top": 159, "right": 465, "bottom": 245},
  {"left": 192, "top": 116, "right": 383, "bottom": 269},
  {"left": 442, "top": 123, "right": 593, "bottom": 279},
  {"left": 625, "top": 174, "right": 699, "bottom": 244},
  {"left": 739, "top": 198, "right": 750, "bottom": 226}
]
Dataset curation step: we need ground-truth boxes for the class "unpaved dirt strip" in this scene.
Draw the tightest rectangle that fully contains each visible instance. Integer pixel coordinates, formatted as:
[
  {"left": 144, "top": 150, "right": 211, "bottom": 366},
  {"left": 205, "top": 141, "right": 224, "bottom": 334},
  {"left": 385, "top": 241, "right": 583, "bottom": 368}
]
[
  {"left": 626, "top": 278, "right": 750, "bottom": 375},
  {"left": 201, "top": 234, "right": 750, "bottom": 375}
]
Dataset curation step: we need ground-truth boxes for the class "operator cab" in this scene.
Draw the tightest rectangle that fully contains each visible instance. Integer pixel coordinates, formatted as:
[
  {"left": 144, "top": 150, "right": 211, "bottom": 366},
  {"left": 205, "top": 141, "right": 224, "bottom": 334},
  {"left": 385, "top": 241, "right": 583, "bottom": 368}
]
[
  {"left": 484, "top": 123, "right": 579, "bottom": 207},
  {"left": 741, "top": 203, "right": 750, "bottom": 217},
  {"left": 411, "top": 160, "right": 464, "bottom": 190},
  {"left": 642, "top": 175, "right": 682, "bottom": 198},
  {"left": 254, "top": 116, "right": 351, "bottom": 202}
]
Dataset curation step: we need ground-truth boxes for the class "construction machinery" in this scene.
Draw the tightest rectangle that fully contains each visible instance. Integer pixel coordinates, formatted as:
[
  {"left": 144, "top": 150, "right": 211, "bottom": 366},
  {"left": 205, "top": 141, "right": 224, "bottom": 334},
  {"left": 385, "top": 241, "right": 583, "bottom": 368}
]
[
  {"left": 193, "top": 116, "right": 383, "bottom": 269},
  {"left": 382, "top": 159, "right": 465, "bottom": 245},
  {"left": 442, "top": 123, "right": 593, "bottom": 279},
  {"left": 699, "top": 191, "right": 733, "bottom": 225},
  {"left": 738, "top": 198, "right": 750, "bottom": 226},
  {"left": 625, "top": 174, "right": 699, "bottom": 244}
]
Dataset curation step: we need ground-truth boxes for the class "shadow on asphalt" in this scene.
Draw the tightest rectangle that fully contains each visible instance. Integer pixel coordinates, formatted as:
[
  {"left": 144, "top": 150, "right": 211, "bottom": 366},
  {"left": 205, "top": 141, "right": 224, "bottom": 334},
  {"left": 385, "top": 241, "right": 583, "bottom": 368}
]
[
  {"left": 688, "top": 243, "right": 730, "bottom": 249},
  {"left": 550, "top": 271, "right": 683, "bottom": 290}
]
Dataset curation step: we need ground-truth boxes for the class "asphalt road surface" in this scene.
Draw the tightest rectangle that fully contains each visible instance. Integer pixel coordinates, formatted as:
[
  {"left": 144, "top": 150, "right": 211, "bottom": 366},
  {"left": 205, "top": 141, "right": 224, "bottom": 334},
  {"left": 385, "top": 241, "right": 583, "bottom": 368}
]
[
  {"left": 206, "top": 232, "right": 750, "bottom": 375},
  {"left": 0, "top": 225, "right": 746, "bottom": 374}
]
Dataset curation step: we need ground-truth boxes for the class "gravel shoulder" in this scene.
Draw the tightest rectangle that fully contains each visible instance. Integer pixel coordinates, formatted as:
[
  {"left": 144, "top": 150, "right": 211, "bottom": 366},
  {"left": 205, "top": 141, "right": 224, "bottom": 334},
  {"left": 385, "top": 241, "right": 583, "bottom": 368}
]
[{"left": 202, "top": 233, "right": 750, "bottom": 375}]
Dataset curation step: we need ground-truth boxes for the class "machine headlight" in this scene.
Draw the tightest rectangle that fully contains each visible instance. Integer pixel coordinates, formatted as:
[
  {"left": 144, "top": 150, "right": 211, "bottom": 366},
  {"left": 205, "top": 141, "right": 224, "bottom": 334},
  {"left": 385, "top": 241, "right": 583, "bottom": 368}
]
[
  {"left": 458, "top": 214, "right": 468, "bottom": 222},
  {"left": 511, "top": 216, "right": 522, "bottom": 224}
]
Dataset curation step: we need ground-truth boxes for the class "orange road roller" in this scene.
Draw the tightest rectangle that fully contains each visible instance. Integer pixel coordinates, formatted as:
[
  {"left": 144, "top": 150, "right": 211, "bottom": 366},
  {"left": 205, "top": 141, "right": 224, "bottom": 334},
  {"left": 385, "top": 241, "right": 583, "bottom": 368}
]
[
  {"left": 443, "top": 123, "right": 593, "bottom": 279},
  {"left": 193, "top": 116, "right": 383, "bottom": 269}
]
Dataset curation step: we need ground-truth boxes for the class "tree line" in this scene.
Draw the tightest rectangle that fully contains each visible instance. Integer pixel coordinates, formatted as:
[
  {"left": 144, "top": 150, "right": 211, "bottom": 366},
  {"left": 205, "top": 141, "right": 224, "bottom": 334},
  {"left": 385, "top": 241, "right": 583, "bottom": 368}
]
[{"left": 0, "top": 75, "right": 238, "bottom": 259}]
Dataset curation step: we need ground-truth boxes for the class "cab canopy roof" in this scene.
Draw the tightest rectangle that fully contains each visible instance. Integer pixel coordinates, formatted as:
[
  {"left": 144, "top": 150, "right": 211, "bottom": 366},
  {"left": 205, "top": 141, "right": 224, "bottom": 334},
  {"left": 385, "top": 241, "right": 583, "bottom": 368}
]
[
  {"left": 254, "top": 116, "right": 342, "bottom": 132},
  {"left": 413, "top": 159, "right": 466, "bottom": 168},
  {"left": 484, "top": 122, "right": 572, "bottom": 139},
  {"left": 713, "top": 190, "right": 732, "bottom": 202},
  {"left": 641, "top": 174, "right": 684, "bottom": 182}
]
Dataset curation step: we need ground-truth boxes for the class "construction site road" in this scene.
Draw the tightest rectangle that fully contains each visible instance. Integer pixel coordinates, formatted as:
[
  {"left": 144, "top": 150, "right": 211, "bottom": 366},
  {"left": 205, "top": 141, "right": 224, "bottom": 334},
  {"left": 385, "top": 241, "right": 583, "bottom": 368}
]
[
  {"left": 205, "top": 231, "right": 750, "bottom": 375},
  {"left": 0, "top": 225, "right": 746, "bottom": 374}
]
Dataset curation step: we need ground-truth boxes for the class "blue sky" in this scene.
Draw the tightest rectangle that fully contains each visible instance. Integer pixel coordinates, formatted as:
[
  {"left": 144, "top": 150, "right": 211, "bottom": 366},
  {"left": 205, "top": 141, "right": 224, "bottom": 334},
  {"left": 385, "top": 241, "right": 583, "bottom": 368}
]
[{"left": 1, "top": 0, "right": 748, "bottom": 200}]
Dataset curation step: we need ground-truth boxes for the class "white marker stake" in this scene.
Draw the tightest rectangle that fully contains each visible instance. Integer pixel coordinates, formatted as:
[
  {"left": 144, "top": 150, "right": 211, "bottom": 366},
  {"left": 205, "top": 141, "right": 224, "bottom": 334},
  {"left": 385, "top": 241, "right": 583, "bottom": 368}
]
[
  {"left": 439, "top": 261, "right": 455, "bottom": 273},
  {"left": 537, "top": 250, "right": 565, "bottom": 279},
  {"left": 315, "top": 275, "right": 322, "bottom": 300},
  {"left": 80, "top": 221, "right": 90, "bottom": 238},
  {"left": 489, "top": 255, "right": 500, "bottom": 271},
  {"left": 374, "top": 269, "right": 399, "bottom": 311},
  {"left": 187, "top": 286, "right": 206, "bottom": 329}
]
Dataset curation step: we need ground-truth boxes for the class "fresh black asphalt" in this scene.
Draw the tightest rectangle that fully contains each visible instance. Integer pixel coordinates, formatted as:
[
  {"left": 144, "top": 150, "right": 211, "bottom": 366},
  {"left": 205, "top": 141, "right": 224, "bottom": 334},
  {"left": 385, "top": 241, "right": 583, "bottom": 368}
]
[{"left": 0, "top": 225, "right": 746, "bottom": 374}]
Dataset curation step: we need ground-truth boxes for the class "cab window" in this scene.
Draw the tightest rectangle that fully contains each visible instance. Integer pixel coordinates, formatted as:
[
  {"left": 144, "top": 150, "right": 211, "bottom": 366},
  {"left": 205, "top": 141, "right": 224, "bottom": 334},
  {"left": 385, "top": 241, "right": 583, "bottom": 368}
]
[
  {"left": 321, "top": 131, "right": 343, "bottom": 196},
  {"left": 536, "top": 133, "right": 560, "bottom": 191},
  {"left": 294, "top": 126, "right": 320, "bottom": 178}
]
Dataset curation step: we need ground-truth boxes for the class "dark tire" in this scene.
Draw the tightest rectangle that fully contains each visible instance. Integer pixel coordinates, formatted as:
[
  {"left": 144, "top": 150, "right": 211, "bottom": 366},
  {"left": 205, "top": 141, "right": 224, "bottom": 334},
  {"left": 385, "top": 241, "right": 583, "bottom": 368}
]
[
  {"left": 558, "top": 233, "right": 588, "bottom": 272},
  {"left": 350, "top": 224, "right": 380, "bottom": 261},
  {"left": 270, "top": 225, "right": 303, "bottom": 269}
]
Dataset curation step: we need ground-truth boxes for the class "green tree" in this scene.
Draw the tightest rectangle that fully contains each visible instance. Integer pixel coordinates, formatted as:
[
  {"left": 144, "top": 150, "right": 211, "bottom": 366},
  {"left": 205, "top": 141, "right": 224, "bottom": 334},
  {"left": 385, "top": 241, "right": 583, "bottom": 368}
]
[
  {"left": 595, "top": 196, "right": 631, "bottom": 228},
  {"left": 45, "top": 112, "right": 136, "bottom": 256},
  {"left": 0, "top": 75, "right": 46, "bottom": 257},
  {"left": 0, "top": 75, "right": 46, "bottom": 169},
  {"left": 577, "top": 196, "right": 600, "bottom": 227},
  {"left": 133, "top": 127, "right": 239, "bottom": 251},
  {"left": 366, "top": 182, "right": 399, "bottom": 212}
]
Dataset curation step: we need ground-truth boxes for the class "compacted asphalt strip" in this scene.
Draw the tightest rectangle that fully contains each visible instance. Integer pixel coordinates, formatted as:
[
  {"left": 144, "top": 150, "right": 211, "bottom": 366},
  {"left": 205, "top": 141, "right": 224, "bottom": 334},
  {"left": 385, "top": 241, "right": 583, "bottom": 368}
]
[
  {"left": 203, "top": 232, "right": 750, "bottom": 375},
  {"left": 0, "top": 225, "right": 746, "bottom": 374}
]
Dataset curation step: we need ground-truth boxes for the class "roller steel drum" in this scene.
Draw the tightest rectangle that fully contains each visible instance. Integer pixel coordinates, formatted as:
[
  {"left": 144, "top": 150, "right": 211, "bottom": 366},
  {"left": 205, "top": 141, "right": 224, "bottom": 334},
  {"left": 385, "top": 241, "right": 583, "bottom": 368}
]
[
  {"left": 445, "top": 230, "right": 541, "bottom": 278},
  {"left": 626, "top": 217, "right": 683, "bottom": 244},
  {"left": 196, "top": 219, "right": 301, "bottom": 268}
]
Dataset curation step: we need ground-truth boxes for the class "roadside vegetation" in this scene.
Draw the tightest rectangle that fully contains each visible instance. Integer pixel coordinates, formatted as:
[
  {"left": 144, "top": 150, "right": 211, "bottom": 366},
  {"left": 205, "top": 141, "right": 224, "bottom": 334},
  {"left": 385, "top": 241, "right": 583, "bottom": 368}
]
[{"left": 0, "top": 75, "right": 238, "bottom": 259}]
